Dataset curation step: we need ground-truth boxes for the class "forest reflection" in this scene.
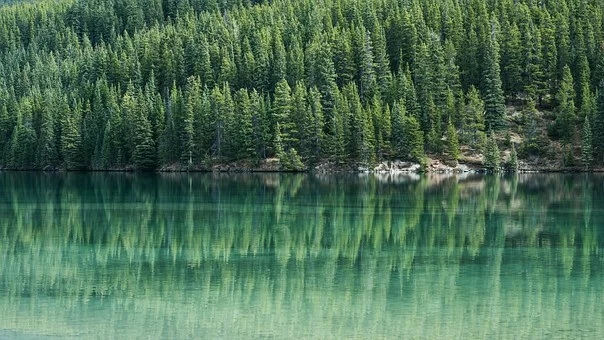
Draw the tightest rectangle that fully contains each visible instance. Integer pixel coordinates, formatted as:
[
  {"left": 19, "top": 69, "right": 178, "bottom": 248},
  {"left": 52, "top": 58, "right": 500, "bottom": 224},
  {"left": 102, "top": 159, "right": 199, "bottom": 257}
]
[{"left": 0, "top": 172, "right": 603, "bottom": 338}]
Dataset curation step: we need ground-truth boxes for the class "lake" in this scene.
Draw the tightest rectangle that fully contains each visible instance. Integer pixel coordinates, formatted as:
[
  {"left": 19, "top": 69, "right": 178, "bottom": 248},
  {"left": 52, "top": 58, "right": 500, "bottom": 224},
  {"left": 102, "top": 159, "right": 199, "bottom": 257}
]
[{"left": 0, "top": 172, "right": 603, "bottom": 339}]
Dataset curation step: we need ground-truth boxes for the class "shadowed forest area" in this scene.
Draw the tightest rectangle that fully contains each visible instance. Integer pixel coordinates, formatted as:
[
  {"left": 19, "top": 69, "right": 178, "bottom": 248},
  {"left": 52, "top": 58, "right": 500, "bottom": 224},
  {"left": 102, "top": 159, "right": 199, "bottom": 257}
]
[{"left": 1, "top": 0, "right": 604, "bottom": 170}]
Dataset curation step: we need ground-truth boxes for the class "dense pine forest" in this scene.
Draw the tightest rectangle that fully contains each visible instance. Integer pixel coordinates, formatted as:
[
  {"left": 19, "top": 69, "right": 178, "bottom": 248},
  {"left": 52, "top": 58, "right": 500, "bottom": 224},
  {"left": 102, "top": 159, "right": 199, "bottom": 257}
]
[{"left": 1, "top": 0, "right": 604, "bottom": 171}]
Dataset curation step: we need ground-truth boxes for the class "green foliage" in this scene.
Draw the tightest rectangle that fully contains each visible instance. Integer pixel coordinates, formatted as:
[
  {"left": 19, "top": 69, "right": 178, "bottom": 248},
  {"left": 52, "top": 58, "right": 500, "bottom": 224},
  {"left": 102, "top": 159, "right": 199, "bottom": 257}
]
[
  {"left": 0, "top": 0, "right": 601, "bottom": 170},
  {"left": 275, "top": 123, "right": 305, "bottom": 171},
  {"left": 445, "top": 119, "right": 460, "bottom": 164},
  {"left": 61, "top": 108, "right": 83, "bottom": 170},
  {"left": 484, "top": 131, "right": 500, "bottom": 171},
  {"left": 594, "top": 81, "right": 604, "bottom": 164},
  {"left": 581, "top": 115, "right": 593, "bottom": 169},
  {"left": 508, "top": 143, "right": 518, "bottom": 172},
  {"left": 482, "top": 18, "right": 506, "bottom": 130},
  {"left": 551, "top": 66, "right": 577, "bottom": 143}
]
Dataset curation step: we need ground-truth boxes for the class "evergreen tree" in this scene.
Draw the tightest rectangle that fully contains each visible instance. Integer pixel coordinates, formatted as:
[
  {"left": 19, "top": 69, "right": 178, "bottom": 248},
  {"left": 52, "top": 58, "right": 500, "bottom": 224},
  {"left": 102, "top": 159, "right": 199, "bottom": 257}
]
[
  {"left": 181, "top": 77, "right": 199, "bottom": 166},
  {"left": 390, "top": 100, "right": 406, "bottom": 158},
  {"left": 306, "top": 87, "right": 324, "bottom": 162},
  {"left": 445, "top": 118, "right": 460, "bottom": 164},
  {"left": 61, "top": 106, "right": 83, "bottom": 169},
  {"left": 521, "top": 98, "right": 542, "bottom": 156},
  {"left": 36, "top": 97, "right": 57, "bottom": 168},
  {"left": 581, "top": 115, "right": 593, "bottom": 169},
  {"left": 233, "top": 88, "right": 255, "bottom": 160},
  {"left": 482, "top": 18, "right": 506, "bottom": 130},
  {"left": 593, "top": 81, "right": 604, "bottom": 164},
  {"left": 540, "top": 10, "right": 558, "bottom": 100},
  {"left": 484, "top": 130, "right": 500, "bottom": 171},
  {"left": 501, "top": 21, "right": 522, "bottom": 96},
  {"left": 272, "top": 79, "right": 297, "bottom": 152},
  {"left": 0, "top": 0, "right": 604, "bottom": 170},
  {"left": 132, "top": 106, "right": 156, "bottom": 170},
  {"left": 402, "top": 114, "right": 425, "bottom": 162},
  {"left": 343, "top": 83, "right": 375, "bottom": 163},
  {"left": 553, "top": 65, "right": 576, "bottom": 143}
]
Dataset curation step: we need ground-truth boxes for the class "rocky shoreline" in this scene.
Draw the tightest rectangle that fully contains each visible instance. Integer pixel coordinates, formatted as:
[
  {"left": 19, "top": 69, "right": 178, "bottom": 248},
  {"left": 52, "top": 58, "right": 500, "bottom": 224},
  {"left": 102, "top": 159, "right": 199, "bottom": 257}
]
[{"left": 2, "top": 158, "right": 603, "bottom": 173}]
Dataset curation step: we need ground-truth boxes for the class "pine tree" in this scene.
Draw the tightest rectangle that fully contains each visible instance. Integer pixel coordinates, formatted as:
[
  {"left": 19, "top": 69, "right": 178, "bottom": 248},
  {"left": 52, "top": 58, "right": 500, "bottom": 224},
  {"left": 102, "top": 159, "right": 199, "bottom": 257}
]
[
  {"left": 593, "top": 80, "right": 604, "bottom": 164},
  {"left": 482, "top": 18, "right": 506, "bottom": 130},
  {"left": 581, "top": 115, "right": 593, "bottom": 169},
  {"left": 484, "top": 130, "right": 500, "bottom": 171},
  {"left": 0, "top": 103, "right": 11, "bottom": 165},
  {"left": 521, "top": 98, "right": 542, "bottom": 156},
  {"left": 445, "top": 118, "right": 460, "bottom": 165},
  {"left": 501, "top": 21, "right": 522, "bottom": 96},
  {"left": 402, "top": 114, "right": 424, "bottom": 162},
  {"left": 61, "top": 106, "right": 83, "bottom": 170},
  {"left": 540, "top": 10, "right": 558, "bottom": 100},
  {"left": 132, "top": 106, "right": 156, "bottom": 170},
  {"left": 553, "top": 65, "right": 576, "bottom": 143},
  {"left": 370, "top": 95, "right": 391, "bottom": 160},
  {"left": 577, "top": 56, "right": 594, "bottom": 119},
  {"left": 353, "top": 28, "right": 377, "bottom": 103},
  {"left": 271, "top": 31, "right": 287, "bottom": 89},
  {"left": 286, "top": 36, "right": 305, "bottom": 88},
  {"left": 290, "top": 82, "right": 308, "bottom": 154},
  {"left": 306, "top": 87, "right": 324, "bottom": 162},
  {"left": 252, "top": 92, "right": 272, "bottom": 159},
  {"left": 272, "top": 79, "right": 297, "bottom": 152},
  {"left": 343, "top": 83, "right": 375, "bottom": 163},
  {"left": 371, "top": 22, "right": 392, "bottom": 98},
  {"left": 233, "top": 88, "right": 255, "bottom": 160},
  {"left": 390, "top": 100, "right": 406, "bottom": 158},
  {"left": 36, "top": 96, "right": 57, "bottom": 169},
  {"left": 181, "top": 77, "right": 199, "bottom": 166}
]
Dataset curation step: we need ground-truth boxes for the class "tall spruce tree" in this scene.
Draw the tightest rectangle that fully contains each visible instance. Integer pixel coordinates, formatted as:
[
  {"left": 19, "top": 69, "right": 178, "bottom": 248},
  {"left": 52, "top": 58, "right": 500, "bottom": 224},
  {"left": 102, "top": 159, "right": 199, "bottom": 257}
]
[
  {"left": 482, "top": 18, "right": 506, "bottom": 130},
  {"left": 484, "top": 130, "right": 500, "bottom": 171},
  {"left": 553, "top": 65, "right": 577, "bottom": 144},
  {"left": 445, "top": 118, "right": 460, "bottom": 164},
  {"left": 593, "top": 80, "right": 604, "bottom": 164},
  {"left": 581, "top": 115, "right": 593, "bottom": 169}
]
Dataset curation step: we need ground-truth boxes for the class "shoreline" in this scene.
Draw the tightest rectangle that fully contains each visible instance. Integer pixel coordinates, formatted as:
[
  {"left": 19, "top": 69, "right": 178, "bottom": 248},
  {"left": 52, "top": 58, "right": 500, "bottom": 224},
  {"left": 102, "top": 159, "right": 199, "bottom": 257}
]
[{"left": 1, "top": 159, "right": 603, "bottom": 174}]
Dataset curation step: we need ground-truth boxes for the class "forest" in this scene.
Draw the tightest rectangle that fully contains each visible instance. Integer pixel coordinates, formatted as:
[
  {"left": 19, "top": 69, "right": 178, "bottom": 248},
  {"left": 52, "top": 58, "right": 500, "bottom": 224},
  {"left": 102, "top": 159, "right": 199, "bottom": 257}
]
[{"left": 1, "top": 0, "right": 604, "bottom": 171}]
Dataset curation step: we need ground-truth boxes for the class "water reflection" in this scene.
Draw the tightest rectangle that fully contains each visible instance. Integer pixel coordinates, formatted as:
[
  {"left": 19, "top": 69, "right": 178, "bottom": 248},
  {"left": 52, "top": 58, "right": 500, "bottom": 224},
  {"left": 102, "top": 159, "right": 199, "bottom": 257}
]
[{"left": 0, "top": 172, "right": 603, "bottom": 338}]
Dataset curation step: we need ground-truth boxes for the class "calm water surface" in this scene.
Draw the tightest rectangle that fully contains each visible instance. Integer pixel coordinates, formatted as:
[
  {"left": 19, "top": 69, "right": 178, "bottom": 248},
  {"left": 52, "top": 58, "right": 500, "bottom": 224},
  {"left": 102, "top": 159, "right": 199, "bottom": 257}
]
[{"left": 0, "top": 172, "right": 603, "bottom": 339}]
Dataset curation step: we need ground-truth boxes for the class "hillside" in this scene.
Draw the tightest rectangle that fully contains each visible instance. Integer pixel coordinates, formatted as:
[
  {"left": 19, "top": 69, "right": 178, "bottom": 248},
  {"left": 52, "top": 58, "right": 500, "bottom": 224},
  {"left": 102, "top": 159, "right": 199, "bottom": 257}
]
[{"left": 0, "top": 0, "right": 603, "bottom": 171}]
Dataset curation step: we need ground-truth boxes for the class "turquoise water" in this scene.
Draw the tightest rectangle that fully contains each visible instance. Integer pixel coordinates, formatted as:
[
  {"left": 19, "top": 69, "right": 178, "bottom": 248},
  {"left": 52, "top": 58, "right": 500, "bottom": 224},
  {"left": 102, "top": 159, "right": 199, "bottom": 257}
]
[{"left": 0, "top": 172, "right": 603, "bottom": 339}]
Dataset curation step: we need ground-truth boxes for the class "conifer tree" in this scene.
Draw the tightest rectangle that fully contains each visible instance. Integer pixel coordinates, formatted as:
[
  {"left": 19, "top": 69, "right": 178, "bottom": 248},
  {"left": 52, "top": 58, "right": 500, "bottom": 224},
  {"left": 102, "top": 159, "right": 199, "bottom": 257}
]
[
  {"left": 501, "top": 21, "right": 522, "bottom": 96},
  {"left": 36, "top": 97, "right": 57, "bottom": 168},
  {"left": 233, "top": 88, "right": 255, "bottom": 160},
  {"left": 61, "top": 106, "right": 83, "bottom": 169},
  {"left": 181, "top": 77, "right": 199, "bottom": 166},
  {"left": 402, "top": 114, "right": 425, "bottom": 162},
  {"left": 484, "top": 130, "right": 500, "bottom": 171},
  {"left": 553, "top": 65, "right": 576, "bottom": 143},
  {"left": 445, "top": 118, "right": 460, "bottom": 165},
  {"left": 521, "top": 98, "right": 542, "bottom": 156},
  {"left": 593, "top": 80, "right": 604, "bottom": 164},
  {"left": 273, "top": 79, "right": 297, "bottom": 152},
  {"left": 390, "top": 100, "right": 406, "bottom": 158},
  {"left": 306, "top": 87, "right": 325, "bottom": 162},
  {"left": 581, "top": 115, "right": 593, "bottom": 169},
  {"left": 132, "top": 106, "right": 156, "bottom": 170},
  {"left": 482, "top": 18, "right": 506, "bottom": 130}
]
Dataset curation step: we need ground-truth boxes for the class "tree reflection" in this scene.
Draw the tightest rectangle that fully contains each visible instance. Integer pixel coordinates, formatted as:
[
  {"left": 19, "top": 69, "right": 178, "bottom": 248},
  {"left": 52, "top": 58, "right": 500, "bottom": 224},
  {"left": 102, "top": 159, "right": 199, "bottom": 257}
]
[{"left": 0, "top": 172, "right": 603, "bottom": 338}]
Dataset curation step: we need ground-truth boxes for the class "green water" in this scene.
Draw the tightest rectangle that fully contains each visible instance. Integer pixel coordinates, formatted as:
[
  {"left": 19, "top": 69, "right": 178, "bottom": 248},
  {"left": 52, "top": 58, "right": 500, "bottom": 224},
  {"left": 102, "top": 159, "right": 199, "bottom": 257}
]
[{"left": 0, "top": 172, "right": 603, "bottom": 339}]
